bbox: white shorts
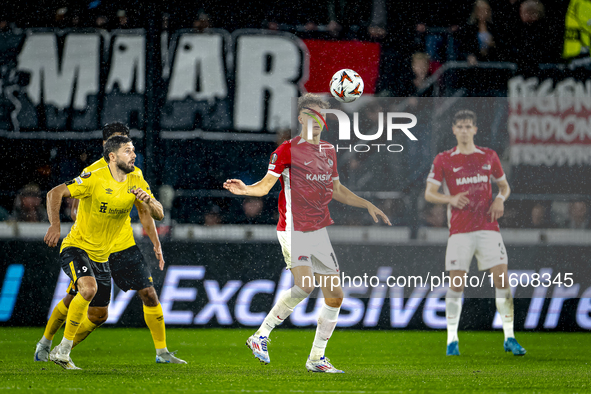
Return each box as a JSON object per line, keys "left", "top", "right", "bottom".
{"left": 277, "top": 228, "right": 340, "bottom": 276}
{"left": 445, "top": 230, "right": 508, "bottom": 273}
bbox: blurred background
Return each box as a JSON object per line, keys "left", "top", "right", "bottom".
{"left": 0, "top": 0, "right": 590, "bottom": 331}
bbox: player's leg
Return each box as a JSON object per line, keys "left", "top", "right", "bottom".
{"left": 306, "top": 272, "right": 344, "bottom": 373}
{"left": 35, "top": 292, "right": 74, "bottom": 361}
{"left": 246, "top": 231, "right": 315, "bottom": 364}
{"left": 138, "top": 286, "right": 185, "bottom": 364}
{"left": 444, "top": 233, "right": 475, "bottom": 356}
{"left": 489, "top": 263, "right": 526, "bottom": 355}
{"left": 475, "top": 231, "right": 525, "bottom": 355}
{"left": 446, "top": 270, "right": 465, "bottom": 355}
{"left": 247, "top": 265, "right": 313, "bottom": 364}
{"left": 305, "top": 228, "right": 344, "bottom": 373}
{"left": 71, "top": 261, "right": 111, "bottom": 348}
{"left": 110, "top": 246, "right": 186, "bottom": 363}
{"left": 51, "top": 275, "right": 97, "bottom": 367}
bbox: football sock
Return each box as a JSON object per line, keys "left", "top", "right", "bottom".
{"left": 72, "top": 317, "right": 98, "bottom": 347}
{"left": 144, "top": 304, "right": 167, "bottom": 350}
{"left": 63, "top": 293, "right": 90, "bottom": 341}
{"left": 445, "top": 289, "right": 463, "bottom": 344}
{"left": 495, "top": 287, "right": 515, "bottom": 340}
{"left": 43, "top": 300, "right": 69, "bottom": 341}
{"left": 310, "top": 304, "right": 340, "bottom": 361}
{"left": 255, "top": 285, "right": 309, "bottom": 337}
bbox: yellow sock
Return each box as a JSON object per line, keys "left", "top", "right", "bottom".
{"left": 43, "top": 300, "right": 69, "bottom": 341}
{"left": 73, "top": 317, "right": 98, "bottom": 347}
{"left": 144, "top": 304, "right": 166, "bottom": 349}
{"left": 63, "top": 293, "right": 90, "bottom": 341}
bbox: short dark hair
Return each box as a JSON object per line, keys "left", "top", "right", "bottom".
{"left": 102, "top": 122, "right": 130, "bottom": 141}
{"left": 103, "top": 135, "right": 132, "bottom": 163}
{"left": 297, "top": 93, "right": 330, "bottom": 115}
{"left": 453, "top": 110, "right": 477, "bottom": 126}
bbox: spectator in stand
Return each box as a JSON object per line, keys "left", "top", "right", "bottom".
{"left": 0, "top": 17, "right": 11, "bottom": 32}
{"left": 499, "top": 0, "right": 556, "bottom": 68}
{"left": 115, "top": 10, "right": 129, "bottom": 29}
{"left": 95, "top": 14, "right": 108, "bottom": 29}
{"left": 368, "top": 1, "right": 421, "bottom": 95}
{"left": 422, "top": 203, "right": 447, "bottom": 227}
{"left": 457, "top": 0, "right": 499, "bottom": 63}
{"left": 237, "top": 197, "right": 266, "bottom": 224}
{"left": 527, "top": 202, "right": 556, "bottom": 228}
{"left": 192, "top": 13, "right": 211, "bottom": 33}
{"left": 52, "top": 7, "right": 68, "bottom": 29}
{"left": 11, "top": 183, "right": 47, "bottom": 222}
{"left": 567, "top": 201, "right": 590, "bottom": 229}
{"left": 204, "top": 205, "right": 222, "bottom": 226}
{"left": 398, "top": 52, "right": 435, "bottom": 97}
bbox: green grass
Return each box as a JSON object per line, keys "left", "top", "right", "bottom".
{"left": 0, "top": 328, "right": 590, "bottom": 393}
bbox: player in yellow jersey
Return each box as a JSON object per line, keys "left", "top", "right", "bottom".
{"left": 35, "top": 124, "right": 186, "bottom": 368}
{"left": 42, "top": 135, "right": 164, "bottom": 369}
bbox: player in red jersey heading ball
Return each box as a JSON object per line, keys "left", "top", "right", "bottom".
{"left": 224, "top": 93, "right": 390, "bottom": 373}
{"left": 425, "top": 110, "right": 526, "bottom": 356}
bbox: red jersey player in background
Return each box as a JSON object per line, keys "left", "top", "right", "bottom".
{"left": 224, "top": 93, "right": 390, "bottom": 373}
{"left": 425, "top": 110, "right": 526, "bottom": 356}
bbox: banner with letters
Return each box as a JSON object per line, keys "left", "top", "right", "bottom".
{"left": 0, "top": 28, "right": 380, "bottom": 136}
{"left": 508, "top": 73, "right": 591, "bottom": 194}
{"left": 1, "top": 240, "right": 591, "bottom": 331}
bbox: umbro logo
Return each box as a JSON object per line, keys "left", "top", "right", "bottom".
{"left": 105, "top": 188, "right": 113, "bottom": 194}
{"left": 453, "top": 167, "right": 463, "bottom": 172}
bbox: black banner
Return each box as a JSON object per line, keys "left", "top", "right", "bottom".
{"left": 0, "top": 28, "right": 306, "bottom": 134}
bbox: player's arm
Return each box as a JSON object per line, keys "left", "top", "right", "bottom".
{"left": 135, "top": 200, "right": 165, "bottom": 270}
{"left": 131, "top": 188, "right": 164, "bottom": 221}
{"left": 44, "top": 184, "right": 72, "bottom": 247}
{"left": 332, "top": 179, "right": 391, "bottom": 225}
{"left": 223, "top": 173, "right": 279, "bottom": 197}
{"left": 70, "top": 198, "right": 79, "bottom": 221}
{"left": 425, "top": 182, "right": 470, "bottom": 209}
{"left": 487, "top": 178, "right": 511, "bottom": 222}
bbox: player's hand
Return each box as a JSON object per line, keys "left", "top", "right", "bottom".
{"left": 44, "top": 225, "right": 61, "bottom": 247}
{"left": 154, "top": 246, "right": 165, "bottom": 270}
{"left": 487, "top": 197, "right": 504, "bottom": 222}
{"left": 223, "top": 179, "right": 247, "bottom": 195}
{"left": 450, "top": 191, "right": 470, "bottom": 209}
{"left": 367, "top": 204, "right": 392, "bottom": 226}
{"left": 131, "top": 188, "right": 151, "bottom": 204}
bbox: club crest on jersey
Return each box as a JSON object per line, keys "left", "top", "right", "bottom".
{"left": 270, "top": 153, "right": 278, "bottom": 164}
{"left": 456, "top": 174, "right": 488, "bottom": 185}
{"left": 328, "top": 158, "right": 333, "bottom": 167}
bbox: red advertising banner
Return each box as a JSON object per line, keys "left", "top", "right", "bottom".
{"left": 302, "top": 39, "right": 381, "bottom": 94}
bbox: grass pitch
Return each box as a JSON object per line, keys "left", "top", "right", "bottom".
{"left": 0, "top": 328, "right": 589, "bottom": 393}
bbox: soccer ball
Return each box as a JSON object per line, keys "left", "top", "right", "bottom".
{"left": 329, "top": 69, "right": 364, "bottom": 103}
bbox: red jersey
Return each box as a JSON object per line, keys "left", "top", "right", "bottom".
{"left": 427, "top": 146, "right": 506, "bottom": 235}
{"left": 268, "top": 136, "right": 339, "bottom": 232}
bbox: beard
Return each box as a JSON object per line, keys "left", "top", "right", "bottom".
{"left": 116, "top": 158, "right": 134, "bottom": 174}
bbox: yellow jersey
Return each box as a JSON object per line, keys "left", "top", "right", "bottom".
{"left": 60, "top": 164, "right": 154, "bottom": 262}
{"left": 563, "top": 0, "right": 591, "bottom": 59}
{"left": 82, "top": 158, "right": 146, "bottom": 253}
